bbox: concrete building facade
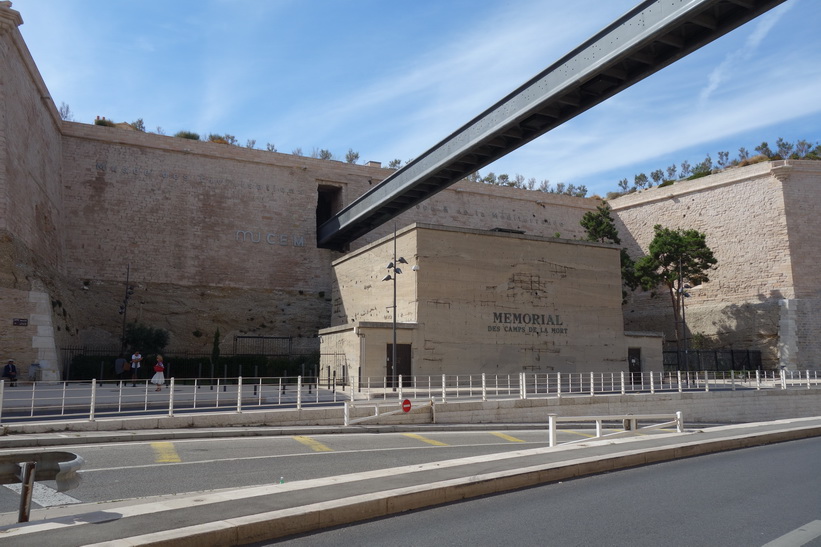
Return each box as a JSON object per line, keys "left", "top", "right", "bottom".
{"left": 319, "top": 224, "right": 662, "bottom": 385}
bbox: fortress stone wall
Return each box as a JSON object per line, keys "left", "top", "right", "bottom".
{"left": 612, "top": 160, "right": 821, "bottom": 369}
{"left": 0, "top": 2, "right": 598, "bottom": 377}
{"left": 2, "top": 2, "right": 820, "bottom": 376}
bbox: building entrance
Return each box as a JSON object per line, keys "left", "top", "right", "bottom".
{"left": 386, "top": 344, "right": 411, "bottom": 387}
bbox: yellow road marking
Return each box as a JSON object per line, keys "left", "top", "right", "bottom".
{"left": 293, "top": 436, "right": 333, "bottom": 452}
{"left": 491, "top": 432, "right": 526, "bottom": 443}
{"left": 566, "top": 430, "right": 596, "bottom": 439}
{"left": 402, "top": 433, "right": 449, "bottom": 446}
{"left": 151, "top": 442, "right": 181, "bottom": 463}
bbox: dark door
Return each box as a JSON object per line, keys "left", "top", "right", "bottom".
{"left": 387, "top": 344, "right": 412, "bottom": 387}
{"left": 628, "top": 347, "right": 642, "bottom": 382}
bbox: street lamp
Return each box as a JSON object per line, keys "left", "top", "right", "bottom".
{"left": 381, "top": 224, "right": 417, "bottom": 392}
{"left": 118, "top": 263, "right": 134, "bottom": 355}
{"left": 677, "top": 258, "right": 690, "bottom": 371}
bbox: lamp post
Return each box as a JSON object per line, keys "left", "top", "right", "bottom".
{"left": 118, "top": 263, "right": 134, "bottom": 355}
{"left": 382, "top": 224, "right": 407, "bottom": 392}
{"left": 677, "top": 258, "right": 691, "bottom": 371}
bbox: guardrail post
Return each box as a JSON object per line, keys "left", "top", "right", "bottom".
{"left": 236, "top": 376, "right": 243, "bottom": 413}
{"left": 89, "top": 379, "right": 97, "bottom": 422}
{"left": 17, "top": 461, "right": 36, "bottom": 523}
{"left": 620, "top": 371, "right": 625, "bottom": 395}
{"left": 677, "top": 370, "right": 682, "bottom": 393}
{"left": 548, "top": 414, "right": 557, "bottom": 447}
{"left": 481, "top": 373, "right": 487, "bottom": 402}
{"left": 297, "top": 376, "right": 303, "bottom": 409}
{"left": 676, "top": 411, "right": 684, "bottom": 433}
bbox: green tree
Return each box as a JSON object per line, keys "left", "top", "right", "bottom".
{"left": 124, "top": 323, "right": 169, "bottom": 356}
{"left": 345, "top": 148, "right": 360, "bottom": 164}
{"left": 174, "top": 130, "right": 200, "bottom": 140}
{"left": 581, "top": 203, "right": 620, "bottom": 244}
{"left": 635, "top": 225, "right": 717, "bottom": 353}
{"left": 580, "top": 203, "right": 639, "bottom": 301}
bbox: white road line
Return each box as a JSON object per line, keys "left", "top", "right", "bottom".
{"left": 4, "top": 483, "right": 81, "bottom": 507}
{"left": 762, "top": 520, "right": 821, "bottom": 547}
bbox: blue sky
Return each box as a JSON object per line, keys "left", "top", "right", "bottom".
{"left": 11, "top": 0, "right": 821, "bottom": 197}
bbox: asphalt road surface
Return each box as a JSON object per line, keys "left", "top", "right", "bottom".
{"left": 271, "top": 436, "right": 821, "bottom": 547}
{"left": 0, "top": 428, "right": 623, "bottom": 515}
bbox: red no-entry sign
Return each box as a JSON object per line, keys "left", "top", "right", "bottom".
{"left": 402, "top": 399, "right": 412, "bottom": 412}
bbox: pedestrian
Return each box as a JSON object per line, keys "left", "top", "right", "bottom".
{"left": 151, "top": 355, "right": 165, "bottom": 391}
{"left": 130, "top": 350, "right": 142, "bottom": 387}
{"left": 114, "top": 354, "right": 128, "bottom": 381}
{"left": 2, "top": 359, "right": 17, "bottom": 387}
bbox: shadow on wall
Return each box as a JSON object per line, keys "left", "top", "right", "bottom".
{"left": 708, "top": 290, "right": 783, "bottom": 367}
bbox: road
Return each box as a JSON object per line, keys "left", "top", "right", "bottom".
{"left": 0, "top": 427, "right": 625, "bottom": 515}
{"left": 273, "top": 436, "right": 821, "bottom": 547}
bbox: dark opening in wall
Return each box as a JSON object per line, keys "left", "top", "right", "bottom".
{"left": 316, "top": 184, "right": 343, "bottom": 244}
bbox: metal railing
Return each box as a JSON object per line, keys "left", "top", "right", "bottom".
{"left": 547, "top": 411, "right": 684, "bottom": 447}
{"left": 0, "top": 369, "right": 817, "bottom": 425}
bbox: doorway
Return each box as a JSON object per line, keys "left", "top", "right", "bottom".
{"left": 628, "top": 347, "right": 642, "bottom": 383}
{"left": 386, "top": 344, "right": 412, "bottom": 387}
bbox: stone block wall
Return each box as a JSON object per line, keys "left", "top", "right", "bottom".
{"left": 610, "top": 161, "right": 814, "bottom": 368}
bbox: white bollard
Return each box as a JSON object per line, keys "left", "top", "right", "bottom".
{"left": 548, "top": 414, "right": 557, "bottom": 447}
{"left": 620, "top": 371, "right": 625, "bottom": 395}
{"left": 481, "top": 373, "right": 487, "bottom": 402}
{"left": 166, "top": 377, "right": 175, "bottom": 416}
{"left": 236, "top": 376, "right": 243, "bottom": 413}
{"left": 676, "top": 410, "right": 684, "bottom": 433}
{"left": 677, "top": 370, "right": 682, "bottom": 393}
{"left": 442, "top": 374, "right": 447, "bottom": 403}
{"left": 89, "top": 379, "right": 97, "bottom": 422}
{"left": 557, "top": 372, "right": 562, "bottom": 398}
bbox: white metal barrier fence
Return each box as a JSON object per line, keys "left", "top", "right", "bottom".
{"left": 0, "top": 369, "right": 816, "bottom": 424}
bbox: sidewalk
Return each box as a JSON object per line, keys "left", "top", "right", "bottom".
{"left": 0, "top": 417, "right": 819, "bottom": 546}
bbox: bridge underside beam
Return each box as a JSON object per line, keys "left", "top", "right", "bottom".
{"left": 317, "top": 0, "right": 786, "bottom": 250}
